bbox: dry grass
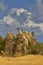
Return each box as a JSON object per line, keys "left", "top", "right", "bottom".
{"left": 0, "top": 55, "right": 43, "bottom": 65}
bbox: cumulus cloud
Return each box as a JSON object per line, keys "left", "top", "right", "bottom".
{"left": 24, "top": 21, "right": 43, "bottom": 31}
{"left": 10, "top": 8, "right": 32, "bottom": 16}
{"left": 0, "top": 8, "right": 43, "bottom": 40}
{"left": 3, "top": 16, "right": 15, "bottom": 25}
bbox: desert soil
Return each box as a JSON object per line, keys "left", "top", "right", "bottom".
{"left": 0, "top": 55, "right": 43, "bottom": 65}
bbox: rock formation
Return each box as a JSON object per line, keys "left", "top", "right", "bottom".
{"left": 15, "top": 29, "right": 28, "bottom": 56}
{"left": 5, "top": 29, "right": 36, "bottom": 56}
{"left": 5, "top": 32, "right": 16, "bottom": 56}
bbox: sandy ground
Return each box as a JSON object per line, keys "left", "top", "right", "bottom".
{"left": 0, "top": 55, "right": 43, "bottom": 65}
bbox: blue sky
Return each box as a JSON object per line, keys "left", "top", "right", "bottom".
{"left": 0, "top": 0, "right": 43, "bottom": 42}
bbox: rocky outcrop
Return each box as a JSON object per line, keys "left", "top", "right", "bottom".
{"left": 24, "top": 32, "right": 36, "bottom": 45}
{"left": 5, "top": 32, "right": 16, "bottom": 56}
{"left": 15, "top": 29, "right": 28, "bottom": 56}
{"left": 5, "top": 29, "right": 36, "bottom": 56}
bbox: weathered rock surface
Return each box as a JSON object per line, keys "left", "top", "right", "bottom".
{"left": 5, "top": 32, "right": 16, "bottom": 56}
{"left": 5, "top": 29, "right": 36, "bottom": 56}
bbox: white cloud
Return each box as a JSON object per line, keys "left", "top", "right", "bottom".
{"left": 9, "top": 8, "right": 32, "bottom": 16}
{"left": 3, "top": 16, "right": 15, "bottom": 25}
{"left": 10, "top": 8, "right": 25, "bottom": 16}
{"left": 0, "top": 8, "right": 43, "bottom": 38}
{"left": 38, "top": 23, "right": 43, "bottom": 31}
{"left": 24, "top": 21, "right": 43, "bottom": 31}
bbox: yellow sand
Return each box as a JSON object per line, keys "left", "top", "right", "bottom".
{"left": 0, "top": 55, "right": 43, "bottom": 65}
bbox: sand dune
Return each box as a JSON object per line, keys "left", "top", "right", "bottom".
{"left": 0, "top": 55, "right": 43, "bottom": 65}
